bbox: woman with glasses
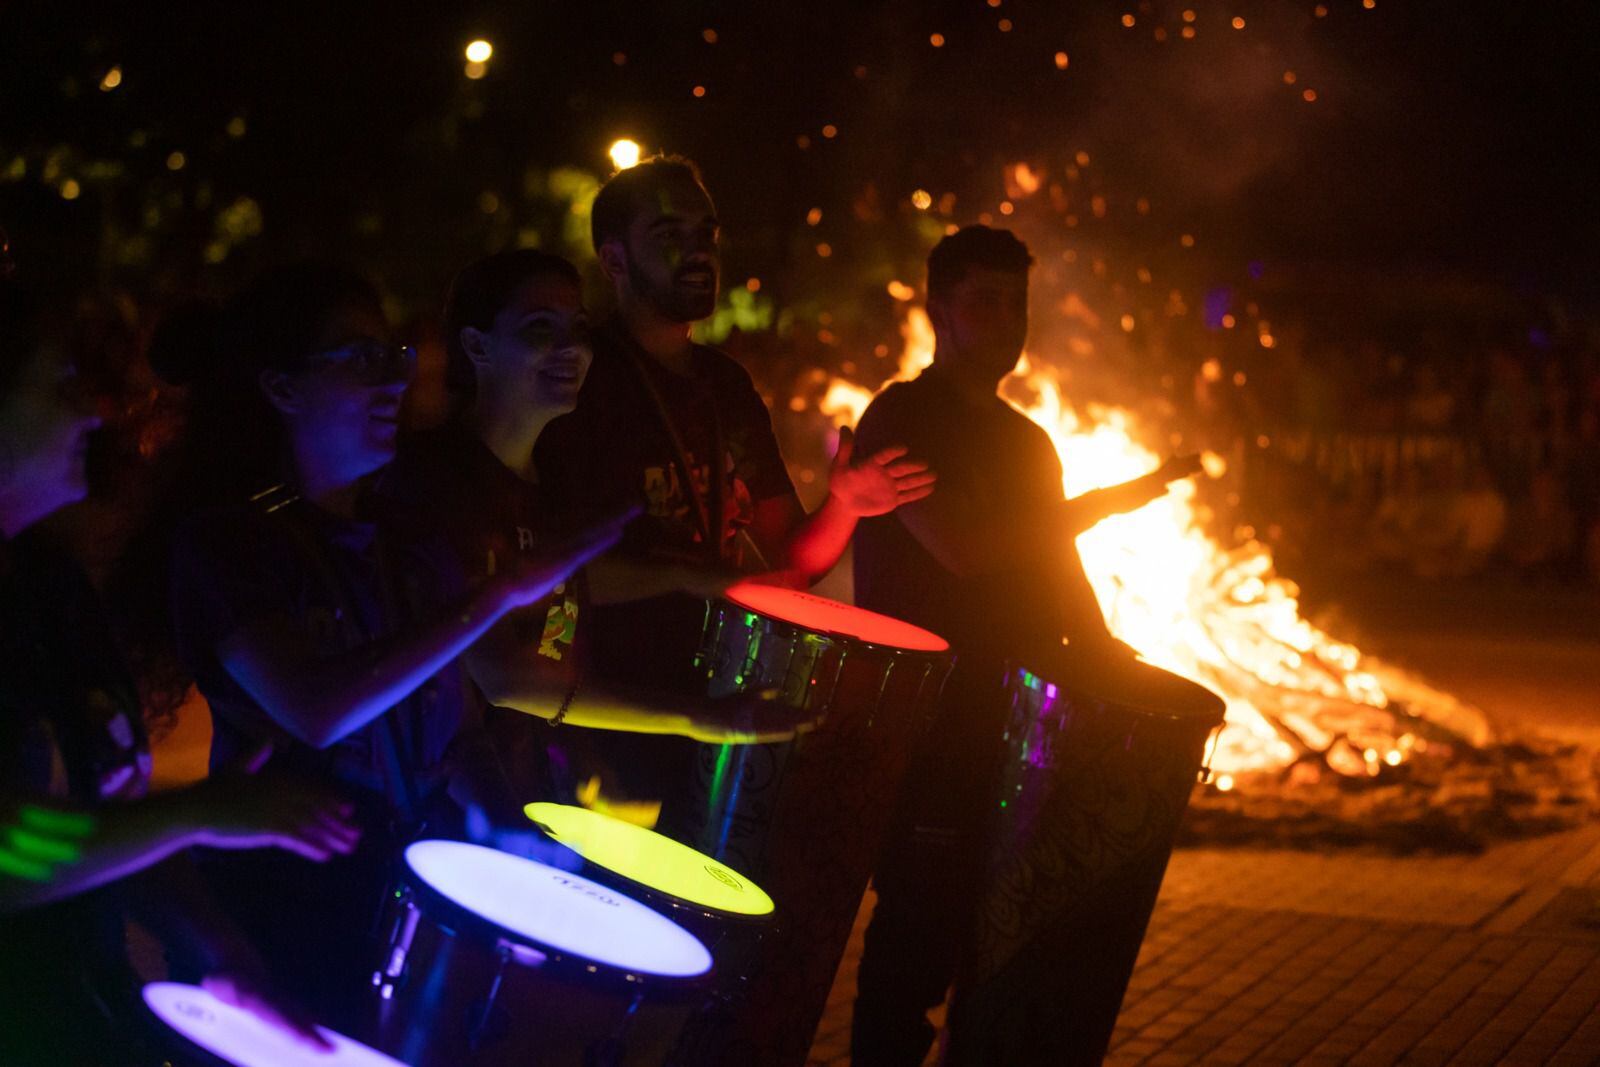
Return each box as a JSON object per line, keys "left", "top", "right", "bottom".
{"left": 167, "top": 263, "right": 620, "bottom": 1027}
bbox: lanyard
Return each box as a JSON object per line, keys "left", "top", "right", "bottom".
{"left": 620, "top": 338, "right": 728, "bottom": 565}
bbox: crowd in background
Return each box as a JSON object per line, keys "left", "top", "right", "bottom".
{"left": 1210, "top": 333, "right": 1600, "bottom": 586}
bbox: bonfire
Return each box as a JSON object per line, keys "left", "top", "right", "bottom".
{"left": 816, "top": 309, "right": 1597, "bottom": 850}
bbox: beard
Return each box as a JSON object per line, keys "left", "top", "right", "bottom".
{"left": 627, "top": 254, "right": 718, "bottom": 324}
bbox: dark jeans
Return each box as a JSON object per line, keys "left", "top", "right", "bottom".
{"left": 852, "top": 662, "right": 1007, "bottom": 1067}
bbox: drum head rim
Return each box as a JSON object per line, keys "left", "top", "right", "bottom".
{"left": 400, "top": 840, "right": 716, "bottom": 988}
{"left": 1008, "top": 657, "right": 1226, "bottom": 725}
{"left": 523, "top": 803, "right": 777, "bottom": 921}
{"left": 722, "top": 582, "right": 951, "bottom": 653}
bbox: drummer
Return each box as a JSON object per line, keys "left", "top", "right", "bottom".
{"left": 0, "top": 277, "right": 362, "bottom": 1064}
{"left": 166, "top": 263, "right": 621, "bottom": 1026}
{"left": 532, "top": 155, "right": 934, "bottom": 809}
{"left": 379, "top": 249, "right": 819, "bottom": 789}
{"left": 848, "top": 225, "right": 1201, "bottom": 1065}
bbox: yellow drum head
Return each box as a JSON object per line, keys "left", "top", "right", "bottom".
{"left": 524, "top": 802, "right": 776, "bottom": 917}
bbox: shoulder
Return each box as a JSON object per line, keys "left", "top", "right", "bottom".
{"left": 698, "top": 344, "right": 761, "bottom": 395}
{"left": 858, "top": 376, "right": 940, "bottom": 441}
{"left": 381, "top": 426, "right": 467, "bottom": 502}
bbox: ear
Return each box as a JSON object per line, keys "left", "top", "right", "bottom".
{"left": 458, "top": 326, "right": 492, "bottom": 372}
{"left": 596, "top": 239, "right": 629, "bottom": 287}
{"left": 258, "top": 368, "right": 305, "bottom": 415}
{"left": 925, "top": 294, "right": 951, "bottom": 338}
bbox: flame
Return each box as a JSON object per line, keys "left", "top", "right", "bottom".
{"left": 824, "top": 312, "right": 1491, "bottom": 778}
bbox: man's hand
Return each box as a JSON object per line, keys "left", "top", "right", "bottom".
{"left": 1155, "top": 453, "right": 1204, "bottom": 484}
{"left": 826, "top": 427, "right": 937, "bottom": 518}
{"left": 202, "top": 969, "right": 331, "bottom": 1051}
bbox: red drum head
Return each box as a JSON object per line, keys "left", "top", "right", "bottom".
{"left": 724, "top": 582, "right": 949, "bottom": 652}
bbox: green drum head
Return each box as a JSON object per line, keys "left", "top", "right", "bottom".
{"left": 524, "top": 802, "right": 776, "bottom": 918}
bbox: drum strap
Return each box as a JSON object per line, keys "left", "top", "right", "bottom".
{"left": 621, "top": 339, "right": 727, "bottom": 565}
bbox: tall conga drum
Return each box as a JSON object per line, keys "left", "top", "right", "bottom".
{"left": 661, "top": 582, "right": 954, "bottom": 1067}
{"left": 948, "top": 650, "right": 1225, "bottom": 1066}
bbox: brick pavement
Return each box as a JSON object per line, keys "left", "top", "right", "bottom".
{"left": 808, "top": 821, "right": 1600, "bottom": 1065}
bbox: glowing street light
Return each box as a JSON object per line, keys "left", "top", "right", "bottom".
{"left": 609, "top": 138, "right": 642, "bottom": 171}
{"left": 465, "top": 39, "right": 493, "bottom": 63}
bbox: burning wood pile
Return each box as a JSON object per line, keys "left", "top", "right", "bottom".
{"left": 802, "top": 309, "right": 1599, "bottom": 852}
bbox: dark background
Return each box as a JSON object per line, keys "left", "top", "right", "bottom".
{"left": 4, "top": 1, "right": 1597, "bottom": 312}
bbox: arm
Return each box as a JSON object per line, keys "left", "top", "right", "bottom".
{"left": 0, "top": 764, "right": 358, "bottom": 914}
{"left": 582, "top": 553, "right": 736, "bottom": 606}
{"left": 754, "top": 427, "right": 937, "bottom": 582}
{"left": 215, "top": 526, "right": 621, "bottom": 750}
{"left": 895, "top": 454, "right": 1203, "bottom": 578}
{"left": 1, "top": 793, "right": 196, "bottom": 912}
{"left": 1060, "top": 454, "right": 1204, "bottom": 534}
{"left": 465, "top": 637, "right": 814, "bottom": 743}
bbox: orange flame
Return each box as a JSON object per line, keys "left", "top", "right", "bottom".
{"left": 823, "top": 311, "right": 1491, "bottom": 777}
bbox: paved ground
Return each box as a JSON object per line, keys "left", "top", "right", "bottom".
{"left": 806, "top": 574, "right": 1600, "bottom": 1065}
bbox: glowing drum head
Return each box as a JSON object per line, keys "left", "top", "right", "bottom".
{"left": 403, "top": 839, "right": 712, "bottom": 978}
{"left": 724, "top": 582, "right": 948, "bottom": 652}
{"left": 525, "top": 802, "right": 776, "bottom": 918}
{"left": 144, "top": 982, "right": 403, "bottom": 1067}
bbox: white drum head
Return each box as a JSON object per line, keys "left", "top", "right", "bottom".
{"left": 404, "top": 839, "right": 713, "bottom": 978}
{"left": 144, "top": 982, "right": 403, "bottom": 1067}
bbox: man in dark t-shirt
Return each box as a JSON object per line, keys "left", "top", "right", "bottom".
{"left": 535, "top": 156, "right": 933, "bottom": 809}
{"left": 850, "top": 226, "right": 1200, "bottom": 1065}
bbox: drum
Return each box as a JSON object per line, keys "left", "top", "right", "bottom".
{"left": 948, "top": 652, "right": 1226, "bottom": 1067}
{"left": 659, "top": 582, "right": 954, "bottom": 1067}
{"left": 369, "top": 839, "right": 713, "bottom": 1067}
{"left": 143, "top": 981, "right": 403, "bottom": 1067}
{"left": 523, "top": 801, "right": 775, "bottom": 930}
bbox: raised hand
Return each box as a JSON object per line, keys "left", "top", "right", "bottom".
{"left": 1156, "top": 452, "right": 1205, "bottom": 483}
{"left": 826, "top": 426, "right": 937, "bottom": 518}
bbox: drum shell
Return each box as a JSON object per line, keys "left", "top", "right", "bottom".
{"left": 661, "top": 598, "right": 953, "bottom": 1067}
{"left": 368, "top": 878, "right": 708, "bottom": 1067}
{"left": 949, "top": 656, "right": 1224, "bottom": 1067}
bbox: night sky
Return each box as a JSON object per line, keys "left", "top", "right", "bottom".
{"left": 3, "top": 1, "right": 1598, "bottom": 310}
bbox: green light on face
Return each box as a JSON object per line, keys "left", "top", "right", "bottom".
{"left": 18, "top": 805, "right": 96, "bottom": 838}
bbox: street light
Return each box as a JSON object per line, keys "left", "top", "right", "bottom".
{"left": 465, "top": 39, "right": 493, "bottom": 63}
{"left": 609, "top": 139, "right": 642, "bottom": 171}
